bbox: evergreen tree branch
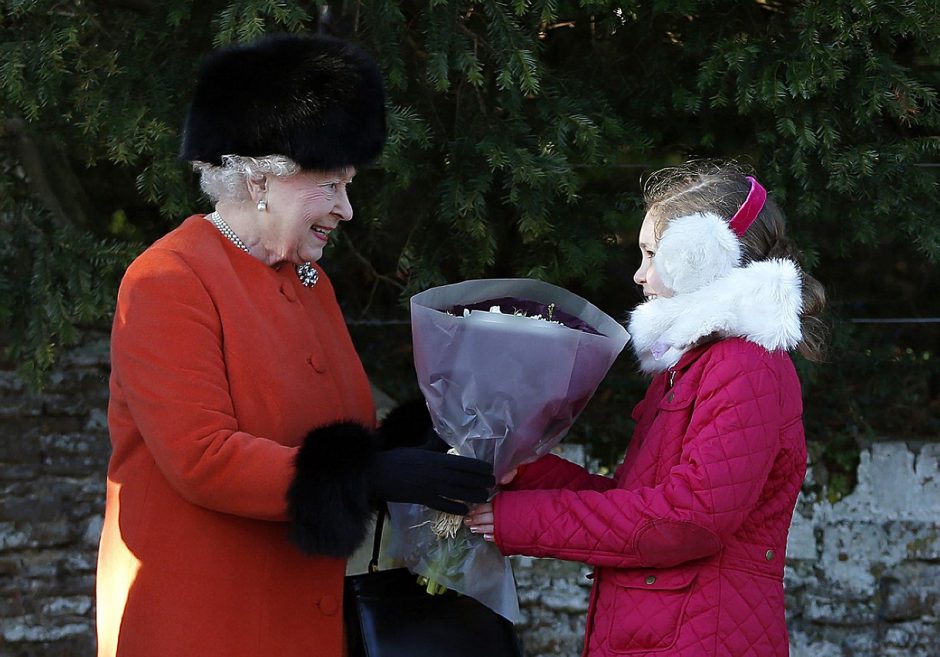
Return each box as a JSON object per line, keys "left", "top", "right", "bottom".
{"left": 90, "top": 0, "right": 157, "bottom": 12}
{"left": 340, "top": 232, "right": 406, "bottom": 292}
{"left": 4, "top": 117, "right": 88, "bottom": 228}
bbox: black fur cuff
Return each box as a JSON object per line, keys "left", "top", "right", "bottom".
{"left": 376, "top": 398, "right": 434, "bottom": 450}
{"left": 287, "top": 422, "right": 376, "bottom": 557}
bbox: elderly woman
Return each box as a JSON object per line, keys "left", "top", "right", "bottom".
{"left": 95, "top": 33, "right": 493, "bottom": 657}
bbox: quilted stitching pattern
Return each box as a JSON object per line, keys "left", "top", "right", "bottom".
{"left": 508, "top": 453, "right": 618, "bottom": 493}
{"left": 494, "top": 338, "right": 807, "bottom": 657}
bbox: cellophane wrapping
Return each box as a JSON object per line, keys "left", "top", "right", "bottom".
{"left": 385, "top": 278, "right": 629, "bottom": 621}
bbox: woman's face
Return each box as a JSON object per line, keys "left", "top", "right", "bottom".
{"left": 633, "top": 211, "right": 674, "bottom": 300}
{"left": 262, "top": 167, "right": 355, "bottom": 265}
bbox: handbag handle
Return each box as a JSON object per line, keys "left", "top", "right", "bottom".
{"left": 369, "top": 506, "right": 387, "bottom": 573}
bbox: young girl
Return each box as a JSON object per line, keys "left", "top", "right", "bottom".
{"left": 466, "top": 162, "right": 826, "bottom": 657}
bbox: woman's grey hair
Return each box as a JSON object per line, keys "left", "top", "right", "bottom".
{"left": 192, "top": 154, "right": 301, "bottom": 204}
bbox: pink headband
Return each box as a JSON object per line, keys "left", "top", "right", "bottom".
{"left": 728, "top": 176, "right": 767, "bottom": 237}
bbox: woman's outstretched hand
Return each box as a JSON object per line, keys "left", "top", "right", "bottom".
{"left": 368, "top": 449, "right": 494, "bottom": 515}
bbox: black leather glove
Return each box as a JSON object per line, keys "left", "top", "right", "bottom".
{"left": 367, "top": 448, "right": 495, "bottom": 515}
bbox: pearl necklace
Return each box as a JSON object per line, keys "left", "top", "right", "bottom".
{"left": 207, "top": 212, "right": 318, "bottom": 287}
{"left": 208, "top": 212, "right": 250, "bottom": 253}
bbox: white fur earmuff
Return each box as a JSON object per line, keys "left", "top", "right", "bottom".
{"left": 655, "top": 212, "right": 741, "bottom": 295}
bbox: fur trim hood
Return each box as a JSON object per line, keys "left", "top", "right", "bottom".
{"left": 628, "top": 258, "right": 803, "bottom": 373}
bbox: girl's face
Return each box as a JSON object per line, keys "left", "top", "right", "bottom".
{"left": 633, "top": 211, "right": 674, "bottom": 300}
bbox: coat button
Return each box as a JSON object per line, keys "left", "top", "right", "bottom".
{"left": 667, "top": 392, "right": 675, "bottom": 403}
{"left": 317, "top": 594, "right": 338, "bottom": 616}
{"left": 306, "top": 354, "right": 326, "bottom": 373}
{"left": 645, "top": 576, "right": 656, "bottom": 585}
{"left": 765, "top": 549, "right": 775, "bottom": 561}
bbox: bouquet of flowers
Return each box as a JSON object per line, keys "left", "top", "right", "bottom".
{"left": 385, "top": 278, "right": 629, "bottom": 621}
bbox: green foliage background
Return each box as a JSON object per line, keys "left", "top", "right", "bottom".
{"left": 2, "top": 0, "right": 938, "bottom": 495}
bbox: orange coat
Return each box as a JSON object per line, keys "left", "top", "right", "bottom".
{"left": 97, "top": 215, "right": 375, "bottom": 657}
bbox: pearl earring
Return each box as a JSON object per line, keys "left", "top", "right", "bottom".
{"left": 257, "top": 197, "right": 267, "bottom": 212}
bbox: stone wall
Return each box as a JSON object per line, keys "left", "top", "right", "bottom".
{"left": 1, "top": 337, "right": 938, "bottom": 656}
{"left": 785, "top": 442, "right": 940, "bottom": 657}
{"left": 1, "top": 333, "right": 111, "bottom": 657}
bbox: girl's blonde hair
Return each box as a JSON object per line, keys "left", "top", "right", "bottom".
{"left": 643, "top": 161, "right": 828, "bottom": 362}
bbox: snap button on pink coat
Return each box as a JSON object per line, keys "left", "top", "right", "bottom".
{"left": 494, "top": 338, "right": 806, "bottom": 657}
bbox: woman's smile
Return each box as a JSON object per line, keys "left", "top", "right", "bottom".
{"left": 311, "top": 225, "right": 332, "bottom": 242}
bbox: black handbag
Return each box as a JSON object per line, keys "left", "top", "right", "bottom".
{"left": 344, "top": 509, "right": 525, "bottom": 657}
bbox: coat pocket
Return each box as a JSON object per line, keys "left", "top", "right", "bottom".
{"left": 606, "top": 567, "right": 698, "bottom": 654}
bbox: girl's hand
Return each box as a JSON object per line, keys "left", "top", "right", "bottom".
{"left": 462, "top": 468, "right": 517, "bottom": 542}
{"left": 464, "top": 503, "right": 495, "bottom": 542}
{"left": 498, "top": 467, "right": 518, "bottom": 486}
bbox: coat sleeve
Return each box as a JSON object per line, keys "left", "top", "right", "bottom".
{"left": 493, "top": 353, "right": 784, "bottom": 568}
{"left": 504, "top": 454, "right": 617, "bottom": 493}
{"left": 111, "top": 249, "right": 299, "bottom": 521}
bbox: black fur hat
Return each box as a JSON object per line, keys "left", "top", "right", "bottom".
{"left": 180, "top": 33, "right": 386, "bottom": 170}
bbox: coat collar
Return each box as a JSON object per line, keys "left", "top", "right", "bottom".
{"left": 627, "top": 258, "right": 803, "bottom": 373}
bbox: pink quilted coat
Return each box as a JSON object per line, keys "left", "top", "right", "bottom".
{"left": 493, "top": 260, "right": 807, "bottom": 657}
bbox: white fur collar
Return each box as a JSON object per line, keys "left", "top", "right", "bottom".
{"left": 627, "top": 259, "right": 803, "bottom": 373}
